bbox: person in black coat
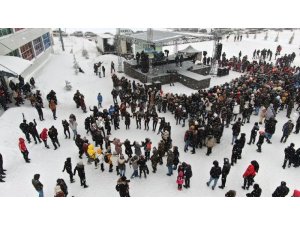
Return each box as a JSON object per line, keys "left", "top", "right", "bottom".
{"left": 73, "top": 161, "right": 88, "bottom": 188}
{"left": 28, "top": 119, "right": 42, "bottom": 144}
{"left": 247, "top": 122, "right": 259, "bottom": 145}
{"left": 137, "top": 155, "right": 148, "bottom": 178}
{"left": 48, "top": 126, "right": 60, "bottom": 150}
{"left": 0, "top": 153, "right": 6, "bottom": 182}
{"left": 256, "top": 131, "right": 265, "bottom": 153}
{"left": 206, "top": 160, "right": 222, "bottom": 190}
{"left": 124, "top": 111, "right": 131, "bottom": 130}
{"left": 246, "top": 183, "right": 262, "bottom": 197}
{"left": 124, "top": 139, "right": 133, "bottom": 158}
{"left": 272, "top": 181, "right": 289, "bottom": 197}
{"left": 237, "top": 133, "right": 246, "bottom": 159}
{"left": 57, "top": 178, "right": 68, "bottom": 197}
{"left": 282, "top": 143, "right": 295, "bottom": 169}
{"left": 75, "top": 134, "right": 84, "bottom": 159}
{"left": 35, "top": 102, "right": 44, "bottom": 121}
{"left": 116, "top": 176, "right": 130, "bottom": 197}
{"left": 264, "top": 118, "right": 277, "bottom": 143}
{"left": 183, "top": 163, "right": 192, "bottom": 188}
{"left": 172, "top": 146, "right": 180, "bottom": 170}
{"left": 231, "top": 118, "right": 241, "bottom": 145}
{"left": 62, "top": 157, "right": 75, "bottom": 183}
{"left": 294, "top": 114, "right": 300, "bottom": 134}
{"left": 19, "top": 120, "right": 31, "bottom": 143}
{"left": 62, "top": 120, "right": 71, "bottom": 139}
{"left": 231, "top": 139, "right": 240, "bottom": 166}
{"left": 93, "top": 130, "right": 104, "bottom": 149}
{"left": 219, "top": 158, "right": 231, "bottom": 189}
{"left": 102, "top": 66, "right": 105, "bottom": 77}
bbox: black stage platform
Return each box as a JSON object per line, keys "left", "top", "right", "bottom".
{"left": 124, "top": 59, "right": 212, "bottom": 90}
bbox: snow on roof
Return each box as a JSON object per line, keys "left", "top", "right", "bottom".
{"left": 0, "top": 55, "right": 32, "bottom": 76}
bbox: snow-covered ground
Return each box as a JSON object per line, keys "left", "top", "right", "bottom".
{"left": 1, "top": 30, "right": 300, "bottom": 197}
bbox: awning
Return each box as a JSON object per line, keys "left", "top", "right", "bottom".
{"left": 0, "top": 55, "right": 32, "bottom": 77}
{"left": 178, "top": 45, "right": 201, "bottom": 54}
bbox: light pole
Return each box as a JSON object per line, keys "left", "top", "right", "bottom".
{"left": 58, "top": 28, "right": 65, "bottom": 51}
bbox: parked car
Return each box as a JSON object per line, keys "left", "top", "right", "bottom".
{"left": 52, "top": 30, "right": 68, "bottom": 37}
{"left": 84, "top": 31, "right": 97, "bottom": 37}
{"left": 70, "top": 31, "right": 84, "bottom": 37}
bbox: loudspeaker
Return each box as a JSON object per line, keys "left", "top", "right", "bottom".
{"left": 215, "top": 43, "right": 222, "bottom": 60}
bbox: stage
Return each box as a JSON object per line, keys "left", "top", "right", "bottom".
{"left": 123, "top": 59, "right": 212, "bottom": 90}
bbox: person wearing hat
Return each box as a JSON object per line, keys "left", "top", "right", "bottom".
{"left": 282, "top": 143, "right": 295, "bottom": 169}
{"left": 219, "top": 158, "right": 231, "bottom": 189}
{"left": 272, "top": 181, "right": 290, "bottom": 197}
{"left": 206, "top": 160, "right": 222, "bottom": 190}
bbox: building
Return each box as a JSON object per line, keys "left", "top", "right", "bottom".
{"left": 96, "top": 33, "right": 116, "bottom": 54}
{"left": 0, "top": 28, "right": 53, "bottom": 83}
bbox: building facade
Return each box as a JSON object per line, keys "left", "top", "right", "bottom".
{"left": 0, "top": 28, "right": 53, "bottom": 80}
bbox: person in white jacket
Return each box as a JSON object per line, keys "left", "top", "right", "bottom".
{"left": 69, "top": 118, "right": 78, "bottom": 140}
{"left": 232, "top": 102, "right": 240, "bottom": 121}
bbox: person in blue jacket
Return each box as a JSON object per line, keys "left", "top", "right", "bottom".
{"left": 97, "top": 93, "right": 103, "bottom": 108}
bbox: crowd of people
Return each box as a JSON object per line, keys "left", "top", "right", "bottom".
{"left": 1, "top": 42, "right": 300, "bottom": 197}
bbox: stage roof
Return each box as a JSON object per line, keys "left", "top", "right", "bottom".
{"left": 122, "top": 30, "right": 214, "bottom": 47}
{"left": 128, "top": 30, "right": 183, "bottom": 43}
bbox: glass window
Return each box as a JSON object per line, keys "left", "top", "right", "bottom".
{"left": 42, "top": 32, "right": 51, "bottom": 49}
{"left": 20, "top": 42, "right": 35, "bottom": 60}
{"left": 6, "top": 49, "right": 20, "bottom": 57}
{"left": 0, "top": 28, "right": 13, "bottom": 37}
{"left": 33, "top": 37, "right": 44, "bottom": 56}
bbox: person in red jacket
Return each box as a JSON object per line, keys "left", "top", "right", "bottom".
{"left": 292, "top": 189, "right": 300, "bottom": 197}
{"left": 19, "top": 138, "right": 30, "bottom": 163}
{"left": 40, "top": 128, "right": 50, "bottom": 149}
{"left": 242, "top": 160, "right": 259, "bottom": 190}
